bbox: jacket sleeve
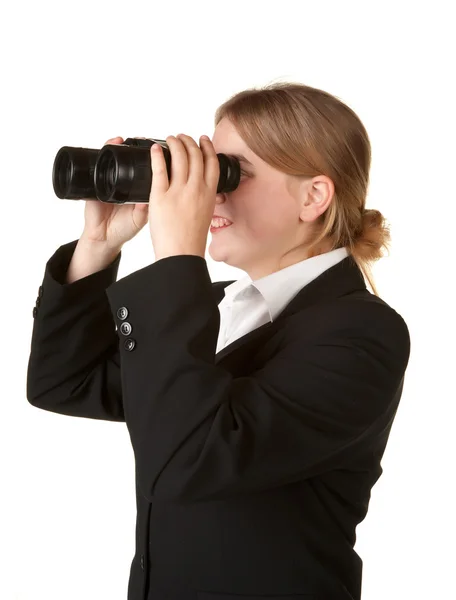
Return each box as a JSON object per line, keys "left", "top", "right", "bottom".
{"left": 26, "top": 239, "right": 125, "bottom": 422}
{"left": 105, "top": 254, "right": 411, "bottom": 503}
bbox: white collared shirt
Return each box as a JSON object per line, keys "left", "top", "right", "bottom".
{"left": 216, "top": 247, "right": 350, "bottom": 354}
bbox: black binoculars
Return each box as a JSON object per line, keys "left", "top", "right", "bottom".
{"left": 52, "top": 137, "right": 241, "bottom": 204}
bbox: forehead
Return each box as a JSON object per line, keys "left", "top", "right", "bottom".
{"left": 211, "top": 118, "right": 251, "bottom": 163}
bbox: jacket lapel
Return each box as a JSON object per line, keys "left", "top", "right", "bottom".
{"left": 213, "top": 254, "right": 367, "bottom": 366}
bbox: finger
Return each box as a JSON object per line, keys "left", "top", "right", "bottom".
{"left": 200, "top": 135, "right": 219, "bottom": 191}
{"left": 177, "top": 134, "right": 204, "bottom": 187}
{"left": 104, "top": 136, "right": 124, "bottom": 145}
{"left": 167, "top": 135, "right": 189, "bottom": 186}
{"left": 150, "top": 142, "right": 170, "bottom": 197}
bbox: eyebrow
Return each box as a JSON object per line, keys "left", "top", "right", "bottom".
{"left": 231, "top": 154, "right": 254, "bottom": 167}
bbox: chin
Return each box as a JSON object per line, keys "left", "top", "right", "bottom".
{"left": 208, "top": 246, "right": 224, "bottom": 262}
{"left": 208, "top": 240, "right": 236, "bottom": 264}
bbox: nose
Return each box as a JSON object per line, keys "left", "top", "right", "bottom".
{"left": 215, "top": 193, "right": 225, "bottom": 204}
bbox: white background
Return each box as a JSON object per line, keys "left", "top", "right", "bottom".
{"left": 1, "top": 1, "right": 454, "bottom": 599}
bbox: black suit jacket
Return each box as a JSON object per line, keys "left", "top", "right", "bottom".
{"left": 27, "top": 239, "right": 411, "bottom": 600}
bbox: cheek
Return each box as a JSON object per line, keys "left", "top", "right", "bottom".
{"left": 247, "top": 213, "right": 282, "bottom": 240}
{"left": 241, "top": 184, "right": 295, "bottom": 239}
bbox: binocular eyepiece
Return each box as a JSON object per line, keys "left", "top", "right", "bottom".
{"left": 52, "top": 137, "right": 241, "bottom": 204}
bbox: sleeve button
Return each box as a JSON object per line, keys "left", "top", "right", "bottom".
{"left": 119, "top": 322, "right": 132, "bottom": 335}
{"left": 33, "top": 307, "right": 38, "bottom": 318}
{"left": 117, "top": 307, "right": 128, "bottom": 320}
{"left": 124, "top": 339, "right": 136, "bottom": 352}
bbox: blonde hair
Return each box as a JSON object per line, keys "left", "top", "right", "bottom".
{"left": 214, "top": 81, "right": 391, "bottom": 296}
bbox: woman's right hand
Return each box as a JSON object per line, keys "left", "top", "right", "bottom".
{"left": 80, "top": 136, "right": 149, "bottom": 250}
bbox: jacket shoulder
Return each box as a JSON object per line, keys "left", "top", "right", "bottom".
{"left": 340, "top": 289, "right": 410, "bottom": 343}
{"left": 286, "top": 289, "right": 411, "bottom": 382}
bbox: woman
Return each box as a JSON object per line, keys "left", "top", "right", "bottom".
{"left": 27, "top": 82, "right": 411, "bottom": 600}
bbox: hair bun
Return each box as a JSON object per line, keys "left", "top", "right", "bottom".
{"left": 356, "top": 209, "right": 391, "bottom": 262}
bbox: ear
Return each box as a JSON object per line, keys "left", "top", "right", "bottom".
{"left": 299, "top": 175, "right": 334, "bottom": 222}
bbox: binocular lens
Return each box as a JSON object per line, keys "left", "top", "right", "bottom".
{"left": 95, "top": 147, "right": 139, "bottom": 203}
{"left": 58, "top": 153, "right": 72, "bottom": 195}
{"left": 52, "top": 147, "right": 100, "bottom": 200}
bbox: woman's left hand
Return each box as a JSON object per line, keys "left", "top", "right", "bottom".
{"left": 148, "top": 134, "right": 220, "bottom": 260}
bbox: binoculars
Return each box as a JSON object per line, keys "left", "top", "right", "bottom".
{"left": 52, "top": 137, "right": 241, "bottom": 204}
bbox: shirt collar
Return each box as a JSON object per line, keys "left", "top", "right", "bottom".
{"left": 221, "top": 247, "right": 350, "bottom": 321}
